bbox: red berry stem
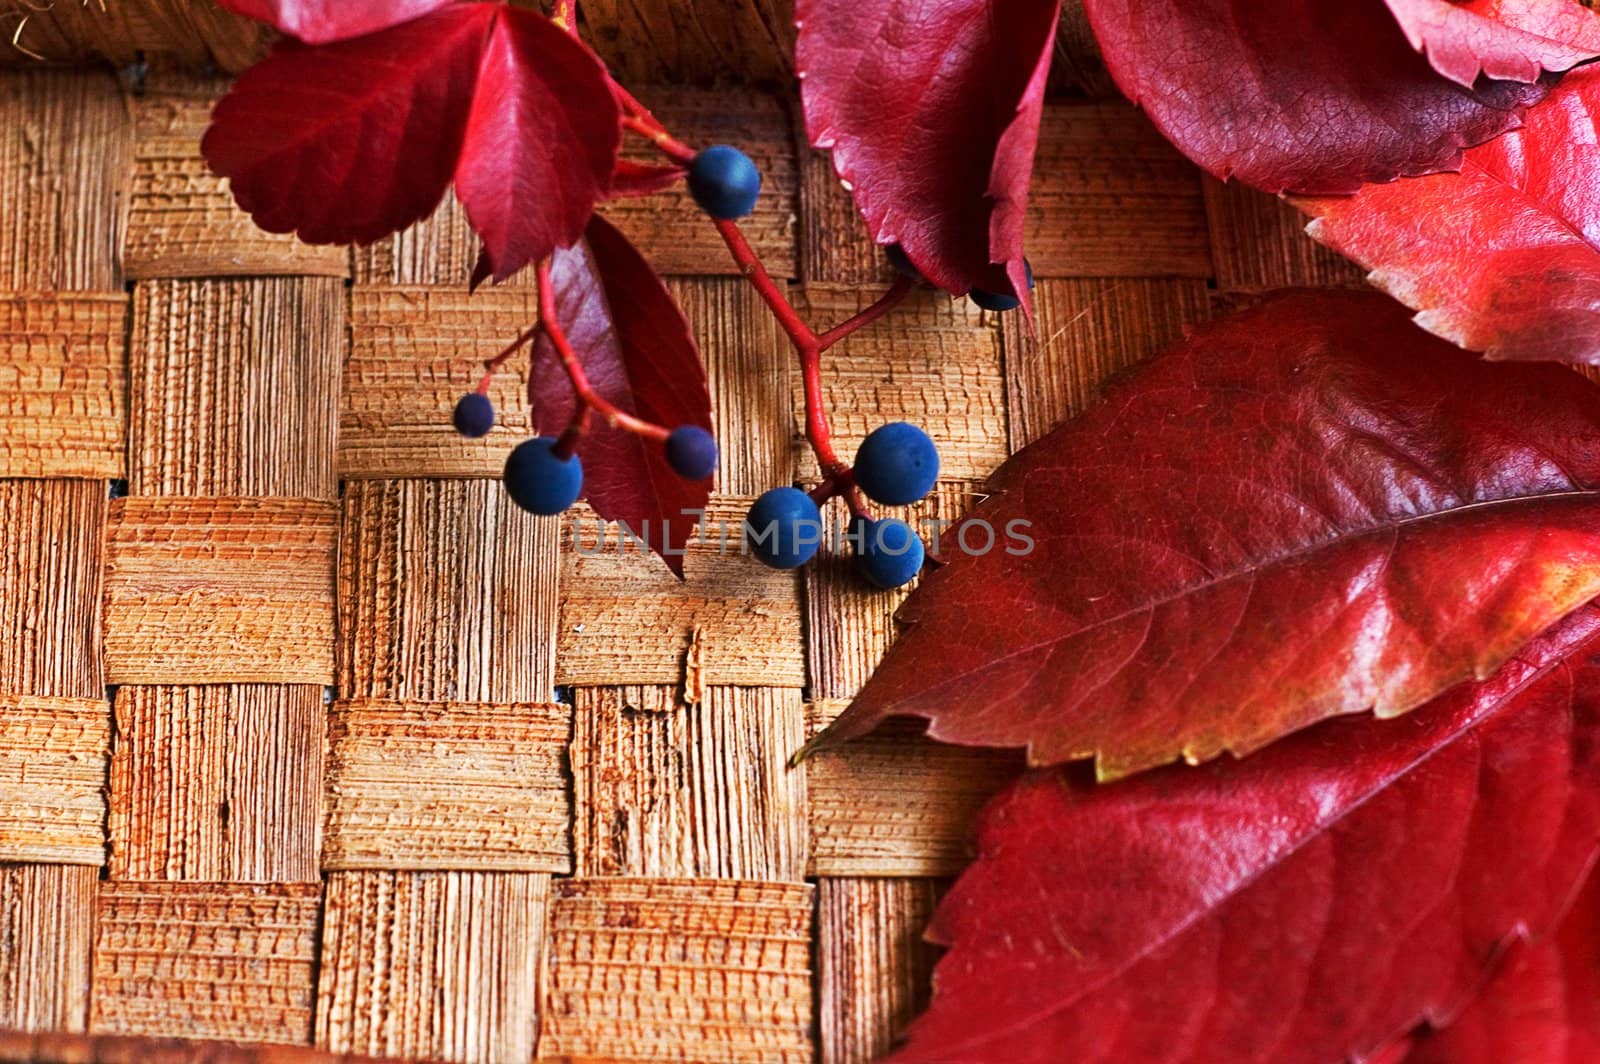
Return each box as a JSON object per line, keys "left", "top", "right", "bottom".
{"left": 613, "top": 84, "right": 699, "bottom": 165}
{"left": 817, "top": 275, "right": 914, "bottom": 350}
{"left": 711, "top": 218, "right": 855, "bottom": 501}
{"left": 552, "top": 406, "right": 590, "bottom": 461}
{"left": 477, "top": 320, "right": 544, "bottom": 394}
{"left": 808, "top": 468, "right": 870, "bottom": 518}
{"left": 535, "top": 259, "right": 672, "bottom": 449}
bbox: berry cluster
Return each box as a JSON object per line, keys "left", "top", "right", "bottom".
{"left": 744, "top": 421, "right": 937, "bottom": 589}
{"left": 452, "top": 138, "right": 1027, "bottom": 591}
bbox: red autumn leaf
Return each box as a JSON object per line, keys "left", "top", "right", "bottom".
{"left": 795, "top": 0, "right": 1059, "bottom": 302}
{"left": 608, "top": 159, "right": 686, "bottom": 200}
{"left": 810, "top": 290, "right": 1600, "bottom": 779}
{"left": 1081, "top": 0, "right": 1551, "bottom": 194}
{"left": 889, "top": 606, "right": 1600, "bottom": 1063}
{"left": 205, "top": 4, "right": 618, "bottom": 278}
{"left": 1370, "top": 1044, "right": 1414, "bottom": 1064}
{"left": 203, "top": 4, "right": 493, "bottom": 246}
{"left": 454, "top": 6, "right": 620, "bottom": 283}
{"left": 214, "top": 0, "right": 452, "bottom": 43}
{"left": 1384, "top": 0, "right": 1600, "bottom": 87}
{"left": 1389, "top": 866, "right": 1600, "bottom": 1063}
{"left": 531, "top": 215, "right": 711, "bottom": 576}
{"left": 1295, "top": 69, "right": 1600, "bottom": 363}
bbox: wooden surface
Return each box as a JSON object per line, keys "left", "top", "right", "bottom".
{"left": 0, "top": 14, "right": 1363, "bottom": 1061}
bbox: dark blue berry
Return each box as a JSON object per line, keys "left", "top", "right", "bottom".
{"left": 744, "top": 487, "right": 823, "bottom": 569}
{"left": 970, "top": 288, "right": 1019, "bottom": 312}
{"left": 970, "top": 260, "right": 1035, "bottom": 313}
{"left": 453, "top": 392, "right": 495, "bottom": 438}
{"left": 853, "top": 422, "right": 939, "bottom": 506}
{"left": 855, "top": 517, "right": 925, "bottom": 589}
{"left": 689, "top": 145, "right": 762, "bottom": 220}
{"left": 885, "top": 243, "right": 919, "bottom": 278}
{"left": 503, "top": 436, "right": 583, "bottom": 515}
{"left": 665, "top": 425, "right": 718, "bottom": 480}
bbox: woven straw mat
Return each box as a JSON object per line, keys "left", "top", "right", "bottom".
{"left": 0, "top": 2, "right": 1365, "bottom": 1061}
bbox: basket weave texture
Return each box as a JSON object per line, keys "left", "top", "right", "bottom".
{"left": 0, "top": 2, "right": 1366, "bottom": 1061}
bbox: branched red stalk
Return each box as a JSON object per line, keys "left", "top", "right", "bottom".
{"left": 711, "top": 219, "right": 842, "bottom": 469}
{"left": 614, "top": 85, "right": 698, "bottom": 165}
{"left": 818, "top": 275, "right": 914, "bottom": 349}
{"left": 535, "top": 259, "right": 671, "bottom": 459}
{"left": 710, "top": 217, "right": 914, "bottom": 516}
{"left": 808, "top": 468, "right": 859, "bottom": 506}
{"left": 476, "top": 321, "right": 543, "bottom": 394}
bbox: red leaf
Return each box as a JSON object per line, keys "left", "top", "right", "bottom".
{"left": 531, "top": 216, "right": 711, "bottom": 575}
{"left": 812, "top": 290, "right": 1600, "bottom": 779}
{"left": 214, "top": 0, "right": 452, "bottom": 43}
{"left": 454, "top": 7, "right": 620, "bottom": 283}
{"left": 206, "top": 5, "right": 617, "bottom": 276}
{"left": 1295, "top": 69, "right": 1600, "bottom": 363}
{"left": 795, "top": 0, "right": 1059, "bottom": 300}
{"left": 1082, "top": 0, "right": 1551, "bottom": 194}
{"left": 1371, "top": 1044, "right": 1416, "bottom": 1064}
{"left": 607, "top": 158, "right": 686, "bottom": 200}
{"left": 202, "top": 4, "right": 493, "bottom": 246}
{"left": 891, "top": 607, "right": 1600, "bottom": 1063}
{"left": 1384, "top": 0, "right": 1600, "bottom": 87}
{"left": 1393, "top": 865, "right": 1600, "bottom": 1063}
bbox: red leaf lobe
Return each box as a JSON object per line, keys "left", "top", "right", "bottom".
{"left": 817, "top": 290, "right": 1600, "bottom": 778}
{"left": 1393, "top": 863, "right": 1600, "bottom": 1062}
{"left": 1385, "top": 0, "right": 1600, "bottom": 87}
{"left": 1083, "top": 0, "right": 1551, "bottom": 194}
{"left": 796, "top": 0, "right": 1059, "bottom": 299}
{"left": 1296, "top": 69, "right": 1600, "bottom": 363}
{"left": 454, "top": 7, "right": 621, "bottom": 283}
{"left": 214, "top": 0, "right": 453, "bottom": 43}
{"left": 203, "top": 4, "right": 494, "bottom": 247}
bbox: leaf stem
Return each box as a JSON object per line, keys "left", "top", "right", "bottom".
{"left": 477, "top": 321, "right": 544, "bottom": 393}
{"left": 614, "top": 86, "right": 698, "bottom": 164}
{"left": 535, "top": 259, "right": 672, "bottom": 452}
{"left": 711, "top": 219, "right": 848, "bottom": 479}
{"left": 818, "top": 274, "right": 914, "bottom": 350}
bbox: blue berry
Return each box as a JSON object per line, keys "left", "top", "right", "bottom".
{"left": 744, "top": 487, "right": 823, "bottom": 569}
{"left": 689, "top": 145, "right": 762, "bottom": 220}
{"left": 970, "top": 260, "right": 1035, "bottom": 313}
{"left": 885, "top": 243, "right": 918, "bottom": 278}
{"left": 853, "top": 422, "right": 939, "bottom": 506}
{"left": 665, "top": 425, "right": 718, "bottom": 480}
{"left": 503, "top": 436, "right": 583, "bottom": 515}
{"left": 856, "top": 517, "right": 925, "bottom": 589}
{"left": 971, "top": 289, "right": 1019, "bottom": 312}
{"left": 453, "top": 392, "right": 495, "bottom": 438}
